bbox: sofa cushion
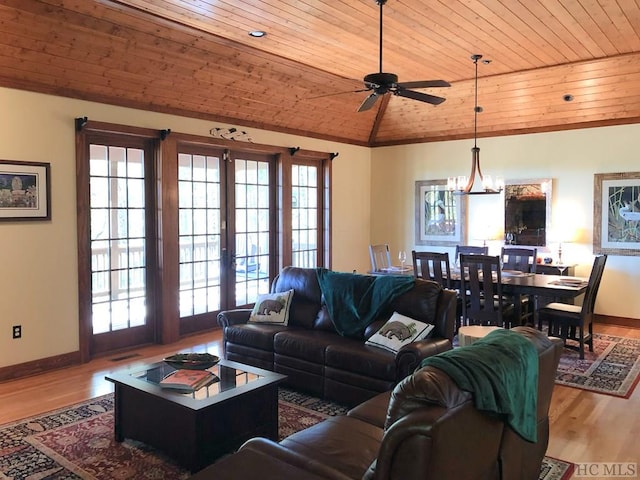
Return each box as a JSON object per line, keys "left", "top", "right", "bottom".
{"left": 274, "top": 330, "right": 340, "bottom": 364}
{"left": 316, "top": 269, "right": 415, "bottom": 339}
{"left": 249, "top": 289, "right": 294, "bottom": 325}
{"left": 365, "top": 311, "right": 434, "bottom": 354}
{"left": 272, "top": 267, "right": 323, "bottom": 329}
{"left": 325, "top": 341, "right": 397, "bottom": 382}
{"left": 387, "top": 278, "right": 442, "bottom": 325}
{"left": 224, "top": 323, "right": 290, "bottom": 351}
{"left": 279, "top": 416, "right": 382, "bottom": 480}
{"left": 312, "top": 303, "right": 337, "bottom": 332}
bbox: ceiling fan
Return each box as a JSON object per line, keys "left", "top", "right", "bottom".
{"left": 355, "top": 0, "right": 451, "bottom": 112}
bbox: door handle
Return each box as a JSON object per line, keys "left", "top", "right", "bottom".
{"left": 222, "top": 248, "right": 236, "bottom": 269}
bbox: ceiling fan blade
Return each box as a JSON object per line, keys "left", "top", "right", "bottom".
{"left": 308, "top": 88, "right": 371, "bottom": 100}
{"left": 358, "top": 92, "right": 380, "bottom": 112}
{"left": 395, "top": 80, "right": 451, "bottom": 89}
{"left": 395, "top": 89, "right": 446, "bottom": 105}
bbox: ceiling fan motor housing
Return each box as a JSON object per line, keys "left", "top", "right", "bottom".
{"left": 364, "top": 72, "right": 398, "bottom": 88}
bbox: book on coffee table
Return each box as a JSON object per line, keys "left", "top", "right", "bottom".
{"left": 159, "top": 369, "right": 219, "bottom": 392}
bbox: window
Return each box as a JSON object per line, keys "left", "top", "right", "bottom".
{"left": 292, "top": 163, "right": 319, "bottom": 267}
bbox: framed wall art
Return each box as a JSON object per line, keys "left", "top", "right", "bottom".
{"left": 0, "top": 160, "right": 51, "bottom": 221}
{"left": 415, "top": 179, "right": 466, "bottom": 246}
{"left": 593, "top": 172, "right": 640, "bottom": 256}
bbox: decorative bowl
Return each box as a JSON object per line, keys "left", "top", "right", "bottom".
{"left": 163, "top": 352, "right": 220, "bottom": 370}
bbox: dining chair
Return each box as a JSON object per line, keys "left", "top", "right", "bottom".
{"left": 501, "top": 246, "right": 538, "bottom": 273}
{"left": 455, "top": 244, "right": 489, "bottom": 258}
{"left": 537, "top": 254, "right": 607, "bottom": 359}
{"left": 413, "top": 251, "right": 463, "bottom": 332}
{"left": 412, "top": 251, "right": 452, "bottom": 288}
{"left": 501, "top": 246, "right": 538, "bottom": 325}
{"left": 459, "top": 253, "right": 514, "bottom": 328}
{"left": 369, "top": 244, "right": 392, "bottom": 272}
{"left": 454, "top": 244, "right": 488, "bottom": 268}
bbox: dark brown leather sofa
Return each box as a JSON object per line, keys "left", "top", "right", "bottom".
{"left": 190, "top": 327, "right": 563, "bottom": 480}
{"left": 218, "top": 266, "right": 457, "bottom": 406}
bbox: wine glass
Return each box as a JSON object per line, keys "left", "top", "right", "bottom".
{"left": 557, "top": 264, "right": 567, "bottom": 276}
{"left": 505, "top": 232, "right": 514, "bottom": 245}
{"left": 398, "top": 250, "right": 407, "bottom": 270}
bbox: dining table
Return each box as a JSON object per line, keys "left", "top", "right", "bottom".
{"left": 369, "top": 266, "right": 588, "bottom": 327}
{"left": 449, "top": 270, "right": 589, "bottom": 328}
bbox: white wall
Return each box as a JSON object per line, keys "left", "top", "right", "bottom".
{"left": 370, "top": 125, "right": 640, "bottom": 321}
{"left": 0, "top": 87, "right": 371, "bottom": 368}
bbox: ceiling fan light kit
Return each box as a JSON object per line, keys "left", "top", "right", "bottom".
{"left": 449, "top": 54, "right": 503, "bottom": 196}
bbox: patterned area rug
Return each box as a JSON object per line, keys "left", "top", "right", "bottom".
{"left": 0, "top": 389, "right": 572, "bottom": 480}
{"left": 555, "top": 333, "right": 640, "bottom": 398}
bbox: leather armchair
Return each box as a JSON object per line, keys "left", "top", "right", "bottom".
{"left": 190, "top": 327, "right": 563, "bottom": 480}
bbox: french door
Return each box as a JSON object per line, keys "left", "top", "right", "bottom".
{"left": 81, "top": 132, "right": 158, "bottom": 355}
{"left": 78, "top": 121, "right": 331, "bottom": 359}
{"left": 177, "top": 148, "right": 274, "bottom": 334}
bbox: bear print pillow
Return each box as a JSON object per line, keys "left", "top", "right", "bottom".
{"left": 365, "top": 311, "right": 434, "bottom": 354}
{"left": 248, "top": 290, "right": 294, "bottom": 326}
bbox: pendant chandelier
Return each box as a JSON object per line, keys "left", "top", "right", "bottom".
{"left": 448, "top": 54, "right": 503, "bottom": 195}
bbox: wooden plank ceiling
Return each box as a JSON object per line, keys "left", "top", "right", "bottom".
{"left": 1, "top": 0, "right": 640, "bottom": 146}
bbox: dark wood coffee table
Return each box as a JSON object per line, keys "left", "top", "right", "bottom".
{"left": 105, "top": 358, "right": 286, "bottom": 472}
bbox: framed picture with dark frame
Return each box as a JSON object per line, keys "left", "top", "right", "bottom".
{"left": 0, "top": 160, "right": 51, "bottom": 221}
{"left": 593, "top": 171, "right": 640, "bottom": 256}
{"left": 415, "top": 179, "right": 466, "bottom": 246}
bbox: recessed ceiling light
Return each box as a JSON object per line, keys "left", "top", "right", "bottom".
{"left": 563, "top": 94, "right": 574, "bottom": 102}
{"left": 248, "top": 30, "right": 266, "bottom": 38}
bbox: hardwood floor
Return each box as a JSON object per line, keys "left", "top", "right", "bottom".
{"left": 0, "top": 330, "right": 225, "bottom": 426}
{"left": 547, "top": 324, "right": 640, "bottom": 466}
{"left": 1, "top": 324, "right": 639, "bottom": 467}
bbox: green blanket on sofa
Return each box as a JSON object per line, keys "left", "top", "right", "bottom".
{"left": 316, "top": 269, "right": 415, "bottom": 339}
{"left": 420, "top": 328, "right": 539, "bottom": 442}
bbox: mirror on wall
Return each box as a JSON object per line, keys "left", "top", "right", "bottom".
{"left": 504, "top": 179, "right": 552, "bottom": 246}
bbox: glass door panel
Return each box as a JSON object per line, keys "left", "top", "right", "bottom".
{"left": 233, "top": 157, "right": 270, "bottom": 306}
{"left": 178, "top": 153, "right": 222, "bottom": 318}
{"left": 88, "top": 142, "right": 154, "bottom": 350}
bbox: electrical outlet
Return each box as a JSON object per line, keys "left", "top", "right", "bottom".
{"left": 12, "top": 325, "right": 21, "bottom": 339}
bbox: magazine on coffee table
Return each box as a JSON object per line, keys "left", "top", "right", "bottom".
{"left": 159, "top": 369, "right": 219, "bottom": 392}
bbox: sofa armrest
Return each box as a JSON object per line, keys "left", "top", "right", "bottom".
{"left": 395, "top": 337, "right": 452, "bottom": 379}
{"left": 217, "top": 309, "right": 252, "bottom": 327}
{"left": 368, "top": 404, "right": 503, "bottom": 480}
{"left": 240, "top": 438, "right": 353, "bottom": 480}
{"left": 434, "top": 288, "right": 457, "bottom": 342}
{"left": 347, "top": 391, "right": 391, "bottom": 428}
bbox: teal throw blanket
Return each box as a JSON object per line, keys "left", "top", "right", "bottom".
{"left": 420, "top": 329, "right": 538, "bottom": 442}
{"left": 316, "top": 269, "right": 415, "bottom": 339}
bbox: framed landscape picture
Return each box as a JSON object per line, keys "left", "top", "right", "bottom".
{"left": 415, "top": 179, "right": 466, "bottom": 246}
{"left": 0, "top": 160, "right": 51, "bottom": 221}
{"left": 593, "top": 172, "right": 640, "bottom": 256}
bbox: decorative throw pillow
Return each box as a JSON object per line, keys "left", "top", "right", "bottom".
{"left": 248, "top": 290, "right": 294, "bottom": 325}
{"left": 365, "top": 311, "right": 434, "bottom": 354}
